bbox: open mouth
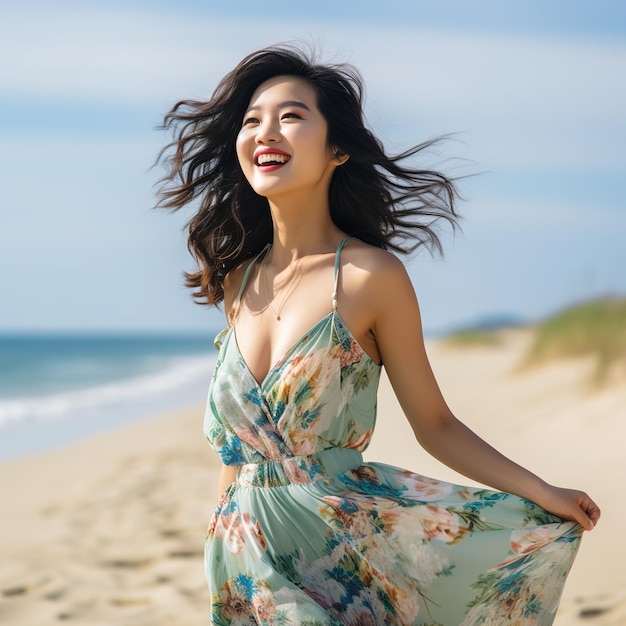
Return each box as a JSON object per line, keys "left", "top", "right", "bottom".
{"left": 255, "top": 153, "right": 291, "bottom": 167}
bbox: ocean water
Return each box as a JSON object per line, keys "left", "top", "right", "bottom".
{"left": 0, "top": 332, "right": 219, "bottom": 460}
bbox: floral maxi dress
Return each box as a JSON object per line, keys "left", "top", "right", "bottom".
{"left": 204, "top": 240, "right": 583, "bottom": 625}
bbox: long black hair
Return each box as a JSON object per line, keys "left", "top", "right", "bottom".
{"left": 156, "top": 45, "right": 460, "bottom": 306}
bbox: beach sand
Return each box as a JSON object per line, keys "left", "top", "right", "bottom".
{"left": 1, "top": 330, "right": 624, "bottom": 625}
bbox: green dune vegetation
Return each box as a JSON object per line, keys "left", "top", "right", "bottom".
{"left": 522, "top": 297, "right": 626, "bottom": 386}
{"left": 444, "top": 297, "right": 626, "bottom": 386}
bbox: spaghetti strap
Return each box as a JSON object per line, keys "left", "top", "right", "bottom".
{"left": 234, "top": 244, "right": 271, "bottom": 305}
{"left": 332, "top": 238, "right": 348, "bottom": 311}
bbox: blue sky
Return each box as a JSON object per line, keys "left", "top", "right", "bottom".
{"left": 1, "top": 1, "right": 624, "bottom": 335}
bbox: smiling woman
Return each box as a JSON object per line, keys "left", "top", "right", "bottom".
{"left": 156, "top": 45, "right": 599, "bottom": 625}
{"left": 156, "top": 46, "right": 457, "bottom": 308}
{"left": 236, "top": 76, "right": 342, "bottom": 205}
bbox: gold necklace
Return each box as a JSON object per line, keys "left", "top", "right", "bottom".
{"left": 261, "top": 247, "right": 303, "bottom": 321}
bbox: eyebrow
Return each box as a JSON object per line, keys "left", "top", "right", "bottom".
{"left": 244, "top": 100, "right": 312, "bottom": 115}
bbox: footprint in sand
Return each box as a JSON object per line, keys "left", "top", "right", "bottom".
{"left": 579, "top": 605, "right": 614, "bottom": 619}
{"left": 102, "top": 556, "right": 156, "bottom": 569}
{"left": 109, "top": 595, "right": 152, "bottom": 607}
{"left": 1, "top": 585, "right": 29, "bottom": 597}
{"left": 43, "top": 588, "right": 67, "bottom": 601}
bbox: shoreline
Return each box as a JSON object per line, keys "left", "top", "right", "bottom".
{"left": 2, "top": 334, "right": 624, "bottom": 624}
{"left": 0, "top": 331, "right": 218, "bottom": 461}
{"left": 0, "top": 392, "right": 210, "bottom": 463}
{"left": 0, "top": 363, "right": 215, "bottom": 462}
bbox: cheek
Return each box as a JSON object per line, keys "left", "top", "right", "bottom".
{"left": 235, "top": 133, "right": 246, "bottom": 164}
{"left": 235, "top": 134, "right": 253, "bottom": 177}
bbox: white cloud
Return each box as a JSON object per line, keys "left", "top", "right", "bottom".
{"left": 2, "top": 6, "right": 624, "bottom": 173}
{"left": 2, "top": 7, "right": 624, "bottom": 116}
{"left": 1, "top": 7, "right": 241, "bottom": 103}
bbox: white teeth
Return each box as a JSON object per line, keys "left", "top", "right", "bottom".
{"left": 257, "top": 153, "right": 289, "bottom": 165}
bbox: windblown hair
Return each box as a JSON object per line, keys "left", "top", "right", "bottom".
{"left": 156, "top": 45, "right": 459, "bottom": 306}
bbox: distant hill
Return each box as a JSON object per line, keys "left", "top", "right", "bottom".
{"left": 441, "top": 313, "right": 528, "bottom": 347}
{"left": 451, "top": 313, "right": 529, "bottom": 333}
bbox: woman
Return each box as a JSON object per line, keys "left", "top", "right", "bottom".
{"left": 157, "top": 46, "right": 600, "bottom": 625}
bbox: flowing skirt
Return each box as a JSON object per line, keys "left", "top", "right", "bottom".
{"left": 205, "top": 448, "right": 582, "bottom": 625}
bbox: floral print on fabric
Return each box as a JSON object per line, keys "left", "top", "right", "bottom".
{"left": 204, "top": 312, "right": 583, "bottom": 625}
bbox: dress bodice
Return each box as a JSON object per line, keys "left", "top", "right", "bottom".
{"left": 204, "top": 240, "right": 382, "bottom": 468}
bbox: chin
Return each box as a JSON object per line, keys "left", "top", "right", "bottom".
{"left": 250, "top": 181, "right": 295, "bottom": 199}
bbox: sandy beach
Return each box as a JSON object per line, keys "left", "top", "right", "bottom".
{"left": 1, "top": 330, "right": 624, "bottom": 625}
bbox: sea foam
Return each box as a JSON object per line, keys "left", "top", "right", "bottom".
{"left": 0, "top": 354, "right": 216, "bottom": 426}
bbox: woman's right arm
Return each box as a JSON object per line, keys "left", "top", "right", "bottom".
{"left": 217, "top": 464, "right": 238, "bottom": 500}
{"left": 367, "top": 252, "right": 600, "bottom": 530}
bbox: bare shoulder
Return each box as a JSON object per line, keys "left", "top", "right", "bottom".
{"left": 343, "top": 238, "right": 404, "bottom": 268}
{"left": 342, "top": 239, "right": 411, "bottom": 293}
{"left": 339, "top": 239, "right": 416, "bottom": 331}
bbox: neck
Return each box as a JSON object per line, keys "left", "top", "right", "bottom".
{"left": 266, "top": 195, "right": 344, "bottom": 266}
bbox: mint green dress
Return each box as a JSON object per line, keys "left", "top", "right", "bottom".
{"left": 204, "top": 239, "right": 582, "bottom": 625}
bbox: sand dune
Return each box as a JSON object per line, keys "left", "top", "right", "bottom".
{"left": 1, "top": 331, "right": 623, "bottom": 624}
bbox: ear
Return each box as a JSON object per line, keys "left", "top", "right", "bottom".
{"left": 331, "top": 149, "right": 350, "bottom": 166}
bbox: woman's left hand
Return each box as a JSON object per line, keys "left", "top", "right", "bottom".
{"left": 537, "top": 485, "right": 601, "bottom": 531}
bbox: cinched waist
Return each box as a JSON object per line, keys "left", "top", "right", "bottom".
{"left": 236, "top": 447, "right": 363, "bottom": 488}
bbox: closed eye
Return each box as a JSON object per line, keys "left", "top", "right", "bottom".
{"left": 242, "top": 116, "right": 259, "bottom": 126}
{"left": 281, "top": 112, "right": 302, "bottom": 120}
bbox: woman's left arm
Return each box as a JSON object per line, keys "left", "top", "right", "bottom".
{"left": 369, "top": 254, "right": 601, "bottom": 530}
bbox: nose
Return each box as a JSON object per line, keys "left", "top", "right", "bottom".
{"left": 255, "top": 118, "right": 280, "bottom": 144}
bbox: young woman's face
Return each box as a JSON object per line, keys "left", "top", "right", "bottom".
{"left": 236, "top": 75, "right": 340, "bottom": 201}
